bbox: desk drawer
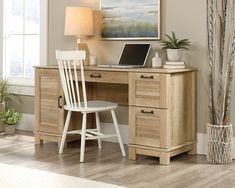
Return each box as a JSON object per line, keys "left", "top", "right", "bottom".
{"left": 84, "top": 71, "right": 128, "bottom": 84}
{"left": 129, "top": 106, "right": 167, "bottom": 148}
{"left": 129, "top": 73, "right": 169, "bottom": 108}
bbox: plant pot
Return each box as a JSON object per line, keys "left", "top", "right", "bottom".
{"left": 0, "top": 124, "right": 4, "bottom": 133}
{"left": 5, "top": 125, "right": 15, "bottom": 135}
{"left": 207, "top": 123, "right": 233, "bottom": 164}
{"left": 0, "top": 101, "right": 5, "bottom": 133}
{"left": 167, "top": 49, "right": 181, "bottom": 61}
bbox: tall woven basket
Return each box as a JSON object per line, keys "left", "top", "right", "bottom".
{"left": 207, "top": 124, "right": 233, "bottom": 164}
{"left": 0, "top": 101, "right": 5, "bottom": 133}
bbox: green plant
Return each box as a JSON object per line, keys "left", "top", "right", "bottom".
{"left": 160, "top": 32, "right": 191, "bottom": 50}
{"left": 0, "top": 107, "right": 21, "bottom": 126}
{"left": 0, "top": 79, "right": 15, "bottom": 103}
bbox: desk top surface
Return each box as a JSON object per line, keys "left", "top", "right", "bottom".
{"left": 35, "top": 65, "right": 197, "bottom": 74}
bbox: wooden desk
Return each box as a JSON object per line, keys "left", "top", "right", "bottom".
{"left": 35, "top": 65, "right": 197, "bottom": 165}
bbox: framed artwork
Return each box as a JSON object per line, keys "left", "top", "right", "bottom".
{"left": 100, "top": 0, "right": 161, "bottom": 40}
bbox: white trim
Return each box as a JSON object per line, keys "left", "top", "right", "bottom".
{"left": 16, "top": 118, "right": 129, "bottom": 144}
{"left": 0, "top": 0, "right": 48, "bottom": 93}
{"left": 196, "top": 133, "right": 208, "bottom": 155}
{"left": 100, "top": 122, "right": 128, "bottom": 144}
{"left": 9, "top": 85, "right": 34, "bottom": 96}
{"left": 16, "top": 113, "right": 35, "bottom": 131}
{"left": 40, "top": 0, "right": 48, "bottom": 66}
{"left": 8, "top": 77, "right": 34, "bottom": 86}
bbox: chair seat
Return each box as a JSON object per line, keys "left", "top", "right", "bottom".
{"left": 64, "top": 100, "right": 118, "bottom": 112}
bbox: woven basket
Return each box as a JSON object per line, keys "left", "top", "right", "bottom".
{"left": 0, "top": 101, "right": 5, "bottom": 133}
{"left": 207, "top": 123, "right": 233, "bottom": 164}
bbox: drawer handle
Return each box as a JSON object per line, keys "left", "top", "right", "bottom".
{"left": 90, "top": 74, "right": 101, "bottom": 78}
{"left": 58, "top": 96, "right": 62, "bottom": 108}
{"left": 140, "top": 75, "right": 154, "bottom": 79}
{"left": 141, "top": 110, "right": 154, "bottom": 114}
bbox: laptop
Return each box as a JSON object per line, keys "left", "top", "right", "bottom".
{"left": 98, "top": 44, "right": 151, "bottom": 68}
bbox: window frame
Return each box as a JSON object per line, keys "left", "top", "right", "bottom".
{"left": 1, "top": 0, "right": 48, "bottom": 96}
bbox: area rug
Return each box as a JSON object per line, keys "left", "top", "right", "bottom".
{"left": 0, "top": 163, "right": 125, "bottom": 188}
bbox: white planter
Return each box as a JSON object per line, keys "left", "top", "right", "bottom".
{"left": 207, "top": 123, "right": 233, "bottom": 164}
{"left": 167, "top": 49, "right": 181, "bottom": 61}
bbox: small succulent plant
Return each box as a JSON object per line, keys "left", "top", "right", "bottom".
{"left": 161, "top": 32, "right": 191, "bottom": 50}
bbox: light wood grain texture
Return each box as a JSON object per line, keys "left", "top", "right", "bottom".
{"left": 129, "top": 71, "right": 197, "bottom": 164}
{"left": 129, "top": 106, "right": 167, "bottom": 148}
{"left": 35, "top": 65, "right": 197, "bottom": 74}
{"left": 35, "top": 68, "right": 93, "bottom": 145}
{"left": 2, "top": 132, "right": 235, "bottom": 188}
{"left": 170, "top": 72, "right": 196, "bottom": 147}
{"left": 129, "top": 73, "right": 168, "bottom": 108}
{"left": 84, "top": 71, "right": 128, "bottom": 84}
{"left": 35, "top": 66, "right": 197, "bottom": 165}
{"left": 94, "top": 83, "right": 128, "bottom": 106}
{"left": 189, "top": 71, "right": 197, "bottom": 155}
{"left": 35, "top": 69, "right": 64, "bottom": 145}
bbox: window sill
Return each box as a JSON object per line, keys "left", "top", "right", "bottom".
{"left": 9, "top": 85, "right": 34, "bottom": 96}
{"left": 8, "top": 79, "right": 35, "bottom": 96}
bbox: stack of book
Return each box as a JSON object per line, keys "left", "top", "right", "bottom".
{"left": 163, "top": 61, "right": 185, "bottom": 69}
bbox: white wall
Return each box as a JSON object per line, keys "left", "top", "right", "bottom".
{"left": 48, "top": 0, "right": 210, "bottom": 133}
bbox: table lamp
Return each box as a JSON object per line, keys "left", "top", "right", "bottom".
{"left": 64, "top": 7, "right": 93, "bottom": 65}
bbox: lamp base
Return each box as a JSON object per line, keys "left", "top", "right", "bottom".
{"left": 77, "top": 43, "right": 90, "bottom": 65}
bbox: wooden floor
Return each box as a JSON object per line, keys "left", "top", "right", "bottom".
{"left": 0, "top": 132, "right": 235, "bottom": 188}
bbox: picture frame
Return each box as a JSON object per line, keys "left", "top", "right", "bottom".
{"left": 100, "top": 0, "right": 161, "bottom": 40}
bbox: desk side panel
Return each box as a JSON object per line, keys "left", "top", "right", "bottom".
{"left": 170, "top": 71, "right": 197, "bottom": 148}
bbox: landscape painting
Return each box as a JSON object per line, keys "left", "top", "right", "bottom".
{"left": 100, "top": 0, "right": 160, "bottom": 40}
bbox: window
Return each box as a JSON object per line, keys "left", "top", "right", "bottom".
{"left": 2, "top": 0, "right": 47, "bottom": 87}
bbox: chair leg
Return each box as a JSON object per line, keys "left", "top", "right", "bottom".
{"left": 95, "top": 112, "right": 102, "bottom": 149}
{"left": 59, "top": 111, "right": 72, "bottom": 154}
{"left": 111, "top": 110, "right": 126, "bottom": 157}
{"left": 80, "top": 113, "right": 87, "bottom": 162}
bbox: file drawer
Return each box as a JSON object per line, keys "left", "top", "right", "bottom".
{"left": 84, "top": 71, "right": 128, "bottom": 84}
{"left": 129, "top": 106, "right": 167, "bottom": 148}
{"left": 129, "top": 73, "right": 169, "bottom": 108}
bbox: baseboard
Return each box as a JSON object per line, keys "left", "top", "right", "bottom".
{"left": 16, "top": 114, "right": 235, "bottom": 158}
{"left": 100, "top": 122, "right": 129, "bottom": 144}
{"left": 16, "top": 116, "right": 129, "bottom": 144}
{"left": 16, "top": 113, "right": 35, "bottom": 131}
{"left": 196, "top": 133, "right": 208, "bottom": 155}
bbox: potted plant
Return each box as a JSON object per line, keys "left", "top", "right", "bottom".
{"left": 0, "top": 107, "right": 21, "bottom": 135}
{"left": 0, "top": 79, "right": 11, "bottom": 132}
{"left": 207, "top": 0, "right": 235, "bottom": 164}
{"left": 0, "top": 78, "right": 18, "bottom": 133}
{"left": 161, "top": 31, "right": 190, "bottom": 61}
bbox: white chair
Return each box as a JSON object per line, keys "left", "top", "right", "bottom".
{"left": 56, "top": 50, "right": 126, "bottom": 162}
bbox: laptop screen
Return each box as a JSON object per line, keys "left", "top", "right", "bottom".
{"left": 118, "top": 44, "right": 151, "bottom": 66}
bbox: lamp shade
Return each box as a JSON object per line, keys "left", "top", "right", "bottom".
{"left": 64, "top": 7, "right": 93, "bottom": 36}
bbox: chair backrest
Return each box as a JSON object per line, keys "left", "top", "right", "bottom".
{"left": 56, "top": 50, "right": 87, "bottom": 109}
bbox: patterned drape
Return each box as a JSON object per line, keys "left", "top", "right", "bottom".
{"left": 207, "top": 0, "right": 235, "bottom": 125}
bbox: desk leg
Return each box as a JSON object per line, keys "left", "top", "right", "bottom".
{"left": 128, "top": 147, "right": 137, "bottom": 160}
{"left": 160, "top": 153, "right": 170, "bottom": 165}
{"left": 35, "top": 134, "right": 43, "bottom": 145}
{"left": 187, "top": 143, "right": 197, "bottom": 155}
